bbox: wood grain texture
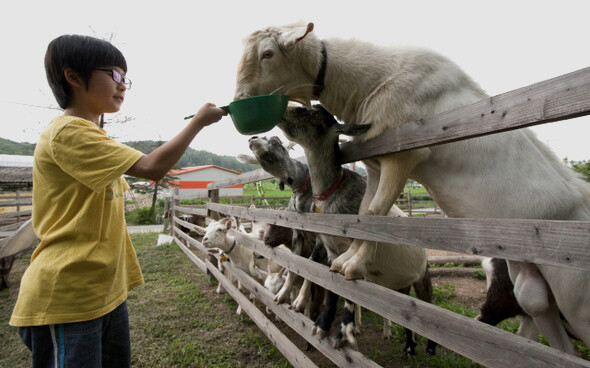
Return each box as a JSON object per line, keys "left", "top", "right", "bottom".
{"left": 208, "top": 203, "right": 590, "bottom": 271}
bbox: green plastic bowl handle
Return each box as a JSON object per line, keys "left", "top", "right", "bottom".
{"left": 184, "top": 105, "right": 230, "bottom": 120}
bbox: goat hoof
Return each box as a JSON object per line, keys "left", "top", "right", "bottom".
{"left": 344, "top": 268, "right": 364, "bottom": 280}
{"left": 329, "top": 263, "right": 342, "bottom": 272}
{"left": 312, "top": 326, "right": 328, "bottom": 340}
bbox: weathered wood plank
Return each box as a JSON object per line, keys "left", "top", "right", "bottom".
{"left": 340, "top": 66, "right": 590, "bottom": 162}
{"left": 173, "top": 233, "right": 207, "bottom": 273}
{"left": 208, "top": 156, "right": 307, "bottom": 190}
{"left": 172, "top": 226, "right": 209, "bottom": 255}
{"left": 203, "top": 258, "right": 319, "bottom": 368}
{"left": 208, "top": 168, "right": 273, "bottom": 190}
{"left": 171, "top": 216, "right": 206, "bottom": 235}
{"left": 208, "top": 204, "right": 590, "bottom": 271}
{"left": 0, "top": 210, "right": 32, "bottom": 221}
{"left": 174, "top": 206, "right": 208, "bottom": 217}
{"left": 221, "top": 258, "right": 381, "bottom": 368}
{"left": 0, "top": 199, "right": 32, "bottom": 207}
{"left": 230, "top": 230, "right": 590, "bottom": 368}
{"left": 206, "top": 68, "right": 590, "bottom": 189}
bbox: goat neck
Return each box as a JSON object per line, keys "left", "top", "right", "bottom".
{"left": 315, "top": 39, "right": 401, "bottom": 125}
{"left": 312, "top": 41, "right": 327, "bottom": 99}
{"left": 305, "top": 143, "right": 342, "bottom": 201}
{"left": 222, "top": 233, "right": 254, "bottom": 271}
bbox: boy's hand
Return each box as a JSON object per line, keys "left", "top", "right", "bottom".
{"left": 191, "top": 103, "right": 227, "bottom": 128}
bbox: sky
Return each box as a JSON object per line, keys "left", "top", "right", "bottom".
{"left": 1, "top": 1, "right": 589, "bottom": 163}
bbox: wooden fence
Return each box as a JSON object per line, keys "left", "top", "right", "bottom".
{"left": 0, "top": 191, "right": 32, "bottom": 234}
{"left": 170, "top": 66, "right": 590, "bottom": 367}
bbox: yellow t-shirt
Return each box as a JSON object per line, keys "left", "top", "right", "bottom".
{"left": 10, "top": 115, "right": 145, "bottom": 326}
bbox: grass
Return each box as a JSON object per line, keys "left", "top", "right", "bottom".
{"left": 0, "top": 233, "right": 290, "bottom": 368}
{"left": 3, "top": 233, "right": 587, "bottom": 367}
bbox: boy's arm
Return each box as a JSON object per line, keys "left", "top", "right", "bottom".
{"left": 126, "top": 103, "right": 226, "bottom": 181}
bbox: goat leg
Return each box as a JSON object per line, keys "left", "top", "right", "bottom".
{"left": 333, "top": 299, "right": 358, "bottom": 350}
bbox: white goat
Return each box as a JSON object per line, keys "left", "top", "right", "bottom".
{"left": 202, "top": 217, "right": 283, "bottom": 314}
{"left": 234, "top": 21, "right": 590, "bottom": 354}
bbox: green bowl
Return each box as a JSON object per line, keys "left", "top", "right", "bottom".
{"left": 222, "top": 95, "right": 289, "bottom": 135}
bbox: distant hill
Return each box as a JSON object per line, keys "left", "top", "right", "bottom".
{"left": 0, "top": 138, "right": 36, "bottom": 155}
{"left": 123, "top": 140, "right": 257, "bottom": 173}
{"left": 0, "top": 138, "right": 258, "bottom": 173}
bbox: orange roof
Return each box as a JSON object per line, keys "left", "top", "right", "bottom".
{"left": 168, "top": 165, "right": 242, "bottom": 176}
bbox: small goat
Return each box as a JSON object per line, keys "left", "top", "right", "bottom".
{"left": 277, "top": 105, "right": 437, "bottom": 354}
{"left": 234, "top": 21, "right": 590, "bottom": 354}
{"left": 202, "top": 217, "right": 283, "bottom": 314}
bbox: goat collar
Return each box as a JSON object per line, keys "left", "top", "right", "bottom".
{"left": 314, "top": 170, "right": 343, "bottom": 201}
{"left": 312, "top": 41, "right": 327, "bottom": 99}
{"left": 226, "top": 239, "right": 237, "bottom": 255}
{"left": 293, "top": 174, "right": 311, "bottom": 194}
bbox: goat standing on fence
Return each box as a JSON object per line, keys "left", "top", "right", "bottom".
{"left": 233, "top": 21, "right": 590, "bottom": 354}
{"left": 277, "top": 105, "right": 437, "bottom": 355}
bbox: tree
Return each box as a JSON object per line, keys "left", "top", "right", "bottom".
{"left": 564, "top": 158, "right": 590, "bottom": 182}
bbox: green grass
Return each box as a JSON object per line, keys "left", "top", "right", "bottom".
{"left": 0, "top": 233, "right": 290, "bottom": 368}
{"left": 3, "top": 233, "right": 586, "bottom": 367}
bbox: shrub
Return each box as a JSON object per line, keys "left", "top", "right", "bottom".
{"left": 125, "top": 207, "right": 156, "bottom": 225}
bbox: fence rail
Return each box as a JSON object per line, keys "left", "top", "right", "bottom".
{"left": 170, "top": 66, "right": 590, "bottom": 367}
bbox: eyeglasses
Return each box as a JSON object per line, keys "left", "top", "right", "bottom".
{"left": 93, "top": 68, "right": 132, "bottom": 89}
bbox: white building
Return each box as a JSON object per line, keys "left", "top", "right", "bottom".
{"left": 167, "top": 165, "right": 243, "bottom": 197}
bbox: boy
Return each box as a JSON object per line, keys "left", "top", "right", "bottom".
{"left": 9, "top": 34, "right": 226, "bottom": 367}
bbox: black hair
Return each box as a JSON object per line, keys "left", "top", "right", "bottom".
{"left": 44, "top": 35, "right": 127, "bottom": 109}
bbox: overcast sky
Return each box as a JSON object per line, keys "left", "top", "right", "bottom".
{"left": 1, "top": 1, "right": 589, "bottom": 162}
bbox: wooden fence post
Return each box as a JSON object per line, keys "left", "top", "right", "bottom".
{"left": 163, "top": 195, "right": 169, "bottom": 232}
{"left": 407, "top": 191, "right": 412, "bottom": 217}
{"left": 208, "top": 189, "right": 220, "bottom": 220}
{"left": 16, "top": 191, "right": 21, "bottom": 225}
{"left": 207, "top": 188, "right": 220, "bottom": 281}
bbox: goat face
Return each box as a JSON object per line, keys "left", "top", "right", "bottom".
{"left": 201, "top": 219, "right": 231, "bottom": 251}
{"left": 264, "top": 224, "right": 293, "bottom": 248}
{"left": 278, "top": 105, "right": 370, "bottom": 150}
{"left": 248, "top": 136, "right": 294, "bottom": 186}
{"left": 235, "top": 22, "right": 317, "bottom": 102}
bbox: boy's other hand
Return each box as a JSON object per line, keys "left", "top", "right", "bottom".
{"left": 191, "top": 102, "right": 227, "bottom": 128}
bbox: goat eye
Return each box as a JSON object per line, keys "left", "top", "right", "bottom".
{"left": 261, "top": 50, "right": 274, "bottom": 59}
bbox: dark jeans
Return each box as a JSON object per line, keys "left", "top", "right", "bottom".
{"left": 18, "top": 301, "right": 130, "bottom": 368}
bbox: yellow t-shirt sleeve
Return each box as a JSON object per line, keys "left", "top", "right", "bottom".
{"left": 51, "top": 119, "right": 144, "bottom": 192}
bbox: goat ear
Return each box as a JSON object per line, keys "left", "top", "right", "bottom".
{"left": 279, "top": 22, "right": 314, "bottom": 49}
{"left": 335, "top": 123, "right": 371, "bottom": 137}
{"left": 236, "top": 154, "right": 258, "bottom": 165}
{"left": 283, "top": 141, "right": 297, "bottom": 150}
{"left": 193, "top": 226, "right": 206, "bottom": 236}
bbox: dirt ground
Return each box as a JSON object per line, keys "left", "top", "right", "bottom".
{"left": 427, "top": 249, "right": 488, "bottom": 310}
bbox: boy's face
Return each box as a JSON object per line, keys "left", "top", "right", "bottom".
{"left": 84, "top": 66, "right": 127, "bottom": 114}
